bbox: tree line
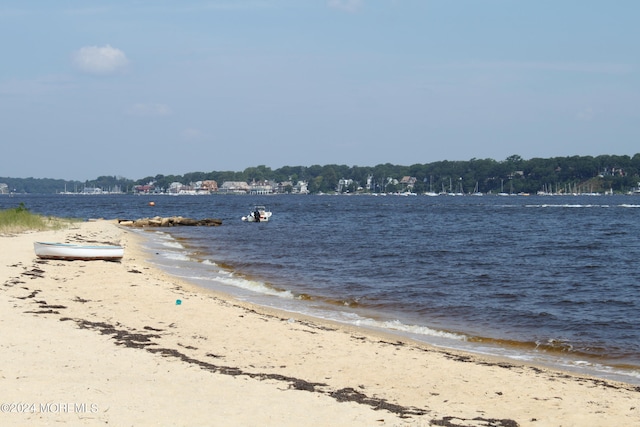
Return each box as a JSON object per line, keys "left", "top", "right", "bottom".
{"left": 2, "top": 154, "right": 640, "bottom": 194}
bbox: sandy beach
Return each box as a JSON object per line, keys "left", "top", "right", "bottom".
{"left": 1, "top": 220, "right": 638, "bottom": 426}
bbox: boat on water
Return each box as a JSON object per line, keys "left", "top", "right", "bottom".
{"left": 241, "top": 206, "right": 272, "bottom": 222}
{"left": 34, "top": 242, "right": 124, "bottom": 260}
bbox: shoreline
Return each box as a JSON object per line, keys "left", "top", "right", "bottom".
{"left": 140, "top": 225, "right": 640, "bottom": 386}
{"left": 1, "top": 220, "right": 639, "bottom": 426}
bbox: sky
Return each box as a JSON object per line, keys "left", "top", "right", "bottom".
{"left": 1, "top": 0, "right": 639, "bottom": 181}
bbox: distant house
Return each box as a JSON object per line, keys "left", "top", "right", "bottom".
{"left": 400, "top": 176, "right": 417, "bottom": 189}
{"left": 249, "top": 180, "right": 274, "bottom": 195}
{"left": 337, "top": 178, "right": 354, "bottom": 192}
{"left": 201, "top": 180, "right": 218, "bottom": 192}
{"left": 277, "top": 180, "right": 308, "bottom": 194}
{"left": 277, "top": 181, "right": 293, "bottom": 193}
{"left": 366, "top": 175, "right": 374, "bottom": 191}
{"left": 134, "top": 183, "right": 156, "bottom": 194}
{"left": 220, "top": 181, "right": 250, "bottom": 194}
{"left": 81, "top": 187, "right": 103, "bottom": 194}
{"left": 0, "top": 183, "right": 8, "bottom": 194}
{"left": 294, "top": 180, "right": 309, "bottom": 194}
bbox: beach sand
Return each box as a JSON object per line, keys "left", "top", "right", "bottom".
{"left": 1, "top": 220, "right": 638, "bottom": 426}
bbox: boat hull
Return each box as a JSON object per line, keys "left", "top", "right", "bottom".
{"left": 242, "top": 213, "right": 271, "bottom": 222}
{"left": 34, "top": 242, "right": 124, "bottom": 260}
{"left": 241, "top": 206, "right": 272, "bottom": 222}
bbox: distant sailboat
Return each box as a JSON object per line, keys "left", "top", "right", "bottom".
{"left": 498, "top": 179, "right": 509, "bottom": 196}
{"left": 424, "top": 175, "right": 438, "bottom": 196}
{"left": 472, "top": 181, "right": 483, "bottom": 196}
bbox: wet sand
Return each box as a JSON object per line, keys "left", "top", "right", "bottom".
{"left": 1, "top": 220, "right": 638, "bottom": 426}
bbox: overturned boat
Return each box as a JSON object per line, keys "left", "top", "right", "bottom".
{"left": 34, "top": 242, "right": 124, "bottom": 261}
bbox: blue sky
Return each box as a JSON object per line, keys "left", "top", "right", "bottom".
{"left": 1, "top": 1, "right": 638, "bottom": 181}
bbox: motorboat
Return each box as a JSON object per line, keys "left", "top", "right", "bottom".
{"left": 242, "top": 206, "right": 272, "bottom": 222}
{"left": 34, "top": 242, "right": 124, "bottom": 260}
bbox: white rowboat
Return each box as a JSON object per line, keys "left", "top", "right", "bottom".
{"left": 34, "top": 242, "right": 124, "bottom": 260}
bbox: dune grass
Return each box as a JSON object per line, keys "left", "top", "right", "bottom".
{"left": 0, "top": 203, "right": 77, "bottom": 235}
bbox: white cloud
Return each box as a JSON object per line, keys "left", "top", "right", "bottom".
{"left": 328, "top": 0, "right": 363, "bottom": 13}
{"left": 72, "top": 44, "right": 128, "bottom": 75}
{"left": 125, "top": 103, "right": 171, "bottom": 117}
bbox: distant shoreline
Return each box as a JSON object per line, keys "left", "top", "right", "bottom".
{"left": 3, "top": 153, "right": 640, "bottom": 196}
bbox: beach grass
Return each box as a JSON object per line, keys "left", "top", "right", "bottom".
{"left": 0, "top": 203, "right": 77, "bottom": 235}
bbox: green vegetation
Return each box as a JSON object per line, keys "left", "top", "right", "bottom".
{"left": 141, "top": 154, "right": 640, "bottom": 194}
{"left": 2, "top": 153, "right": 640, "bottom": 194}
{"left": 0, "top": 203, "right": 76, "bottom": 235}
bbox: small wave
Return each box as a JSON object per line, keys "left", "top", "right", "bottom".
{"left": 151, "top": 230, "right": 178, "bottom": 241}
{"left": 535, "top": 338, "right": 574, "bottom": 353}
{"left": 352, "top": 318, "right": 467, "bottom": 341}
{"left": 526, "top": 204, "right": 608, "bottom": 208}
{"left": 160, "top": 252, "right": 191, "bottom": 262}
{"left": 215, "top": 275, "right": 296, "bottom": 299}
{"left": 144, "top": 229, "right": 186, "bottom": 250}
{"left": 298, "top": 294, "right": 363, "bottom": 308}
{"left": 162, "top": 241, "right": 185, "bottom": 249}
{"left": 168, "top": 266, "right": 296, "bottom": 299}
{"left": 469, "top": 335, "right": 630, "bottom": 363}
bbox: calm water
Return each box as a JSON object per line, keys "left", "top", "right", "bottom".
{"left": 3, "top": 193, "right": 640, "bottom": 383}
